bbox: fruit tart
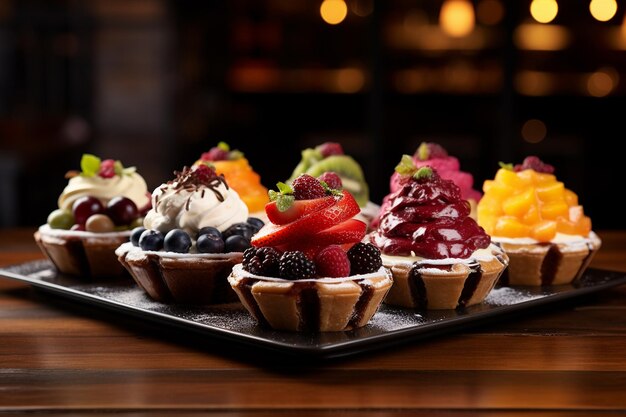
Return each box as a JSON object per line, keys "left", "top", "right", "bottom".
{"left": 287, "top": 141, "right": 379, "bottom": 228}
{"left": 374, "top": 142, "right": 481, "bottom": 226}
{"left": 116, "top": 164, "right": 265, "bottom": 304}
{"left": 228, "top": 174, "right": 393, "bottom": 332}
{"left": 477, "top": 156, "right": 601, "bottom": 286}
{"left": 369, "top": 156, "right": 508, "bottom": 310}
{"left": 35, "top": 154, "right": 151, "bottom": 278}
{"left": 195, "top": 142, "right": 269, "bottom": 219}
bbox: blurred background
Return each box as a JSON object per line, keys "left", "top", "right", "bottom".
{"left": 0, "top": 0, "right": 624, "bottom": 229}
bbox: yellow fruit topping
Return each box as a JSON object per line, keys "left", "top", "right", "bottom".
{"left": 477, "top": 167, "right": 591, "bottom": 241}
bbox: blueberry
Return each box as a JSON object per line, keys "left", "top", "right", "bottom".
{"left": 196, "top": 233, "right": 225, "bottom": 254}
{"left": 224, "top": 235, "right": 251, "bottom": 252}
{"left": 130, "top": 226, "right": 146, "bottom": 246}
{"left": 246, "top": 217, "right": 265, "bottom": 231}
{"left": 139, "top": 229, "right": 164, "bottom": 251}
{"left": 222, "top": 223, "right": 254, "bottom": 240}
{"left": 197, "top": 226, "right": 222, "bottom": 240}
{"left": 164, "top": 229, "right": 192, "bottom": 253}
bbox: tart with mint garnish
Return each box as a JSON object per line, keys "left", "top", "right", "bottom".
{"left": 35, "top": 154, "right": 151, "bottom": 278}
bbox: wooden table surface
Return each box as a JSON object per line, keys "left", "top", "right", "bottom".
{"left": 1, "top": 228, "right": 626, "bottom": 415}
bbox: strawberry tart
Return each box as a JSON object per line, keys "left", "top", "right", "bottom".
{"left": 228, "top": 174, "right": 392, "bottom": 332}
{"left": 35, "top": 154, "right": 151, "bottom": 278}
{"left": 369, "top": 155, "right": 508, "bottom": 310}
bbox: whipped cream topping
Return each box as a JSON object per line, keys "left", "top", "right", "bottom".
{"left": 229, "top": 264, "right": 391, "bottom": 285}
{"left": 58, "top": 173, "right": 150, "bottom": 211}
{"left": 143, "top": 174, "right": 248, "bottom": 236}
{"left": 381, "top": 243, "right": 505, "bottom": 267}
{"left": 492, "top": 231, "right": 601, "bottom": 251}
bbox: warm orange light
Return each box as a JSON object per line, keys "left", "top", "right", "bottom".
{"left": 439, "top": 0, "right": 475, "bottom": 38}
{"left": 320, "top": 0, "right": 348, "bottom": 25}
{"left": 587, "top": 68, "right": 618, "bottom": 97}
{"left": 589, "top": 0, "right": 617, "bottom": 22}
{"left": 522, "top": 119, "right": 547, "bottom": 143}
{"left": 333, "top": 68, "right": 365, "bottom": 93}
{"left": 514, "top": 23, "right": 570, "bottom": 50}
{"left": 477, "top": 0, "right": 504, "bottom": 25}
{"left": 530, "top": 0, "right": 558, "bottom": 24}
{"left": 351, "top": 0, "right": 373, "bottom": 17}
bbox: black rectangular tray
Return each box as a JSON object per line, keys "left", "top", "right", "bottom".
{"left": 1, "top": 260, "right": 625, "bottom": 359}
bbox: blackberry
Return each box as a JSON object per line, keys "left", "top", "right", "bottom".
{"left": 347, "top": 243, "right": 382, "bottom": 275}
{"left": 242, "top": 247, "right": 281, "bottom": 276}
{"left": 278, "top": 251, "right": 316, "bottom": 279}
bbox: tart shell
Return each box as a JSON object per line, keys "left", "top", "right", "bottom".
{"left": 228, "top": 265, "right": 393, "bottom": 332}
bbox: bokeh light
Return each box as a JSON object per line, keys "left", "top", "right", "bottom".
{"left": 530, "top": 0, "right": 558, "bottom": 24}
{"left": 321, "top": 0, "right": 348, "bottom": 25}
{"left": 439, "top": 0, "right": 475, "bottom": 38}
{"left": 589, "top": 0, "right": 617, "bottom": 22}
{"left": 522, "top": 119, "right": 547, "bottom": 143}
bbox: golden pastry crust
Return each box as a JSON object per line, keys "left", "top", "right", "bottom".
{"left": 496, "top": 233, "right": 601, "bottom": 286}
{"left": 228, "top": 265, "right": 393, "bottom": 332}
{"left": 116, "top": 242, "right": 242, "bottom": 304}
{"left": 382, "top": 245, "right": 509, "bottom": 310}
{"left": 35, "top": 227, "right": 130, "bottom": 278}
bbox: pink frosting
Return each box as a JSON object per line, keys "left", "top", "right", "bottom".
{"left": 390, "top": 156, "right": 481, "bottom": 202}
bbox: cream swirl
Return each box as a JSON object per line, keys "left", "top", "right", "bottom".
{"left": 58, "top": 173, "right": 150, "bottom": 211}
{"left": 143, "top": 173, "right": 248, "bottom": 236}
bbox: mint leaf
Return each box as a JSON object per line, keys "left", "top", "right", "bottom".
{"left": 276, "top": 181, "right": 293, "bottom": 195}
{"left": 499, "top": 162, "right": 514, "bottom": 171}
{"left": 217, "top": 141, "right": 230, "bottom": 152}
{"left": 276, "top": 194, "right": 295, "bottom": 212}
{"left": 417, "top": 142, "right": 429, "bottom": 161}
{"left": 320, "top": 181, "right": 342, "bottom": 196}
{"left": 395, "top": 154, "right": 417, "bottom": 176}
{"left": 81, "top": 154, "right": 101, "bottom": 177}
{"left": 113, "top": 160, "right": 124, "bottom": 176}
{"left": 413, "top": 166, "right": 433, "bottom": 180}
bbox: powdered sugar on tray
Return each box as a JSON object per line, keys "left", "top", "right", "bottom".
{"left": 485, "top": 287, "right": 545, "bottom": 306}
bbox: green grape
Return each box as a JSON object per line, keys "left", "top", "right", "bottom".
{"left": 47, "top": 209, "right": 74, "bottom": 230}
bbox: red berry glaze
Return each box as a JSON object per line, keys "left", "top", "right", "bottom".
{"left": 514, "top": 156, "right": 555, "bottom": 174}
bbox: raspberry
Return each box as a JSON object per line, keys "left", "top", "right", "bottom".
{"left": 318, "top": 142, "right": 344, "bottom": 157}
{"left": 314, "top": 245, "right": 350, "bottom": 277}
{"left": 318, "top": 172, "right": 342, "bottom": 190}
{"left": 426, "top": 143, "right": 448, "bottom": 159}
{"left": 192, "top": 164, "right": 219, "bottom": 184}
{"left": 98, "top": 159, "right": 116, "bottom": 178}
{"left": 243, "top": 246, "right": 281, "bottom": 276}
{"left": 201, "top": 147, "right": 229, "bottom": 161}
{"left": 279, "top": 251, "right": 316, "bottom": 279}
{"left": 292, "top": 174, "right": 326, "bottom": 200}
{"left": 514, "top": 156, "right": 555, "bottom": 174}
{"left": 347, "top": 242, "right": 382, "bottom": 275}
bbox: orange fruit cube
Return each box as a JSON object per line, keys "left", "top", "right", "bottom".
{"left": 537, "top": 182, "right": 565, "bottom": 202}
{"left": 541, "top": 201, "right": 569, "bottom": 220}
{"left": 503, "top": 187, "right": 536, "bottom": 217}
{"left": 531, "top": 220, "right": 557, "bottom": 242}
{"left": 564, "top": 189, "right": 578, "bottom": 206}
{"left": 494, "top": 216, "right": 531, "bottom": 238}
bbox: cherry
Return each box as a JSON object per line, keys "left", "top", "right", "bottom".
{"left": 107, "top": 196, "right": 139, "bottom": 226}
{"left": 72, "top": 196, "right": 105, "bottom": 225}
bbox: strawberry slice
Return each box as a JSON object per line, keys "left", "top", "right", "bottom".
{"left": 274, "top": 219, "right": 365, "bottom": 258}
{"left": 252, "top": 190, "right": 359, "bottom": 247}
{"left": 265, "top": 195, "right": 336, "bottom": 225}
{"left": 309, "top": 218, "right": 366, "bottom": 246}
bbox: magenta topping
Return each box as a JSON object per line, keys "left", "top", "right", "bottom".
{"left": 370, "top": 168, "right": 490, "bottom": 259}
{"left": 513, "top": 156, "right": 555, "bottom": 174}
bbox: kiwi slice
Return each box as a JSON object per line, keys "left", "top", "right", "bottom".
{"left": 288, "top": 148, "right": 323, "bottom": 181}
{"left": 304, "top": 155, "right": 369, "bottom": 207}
